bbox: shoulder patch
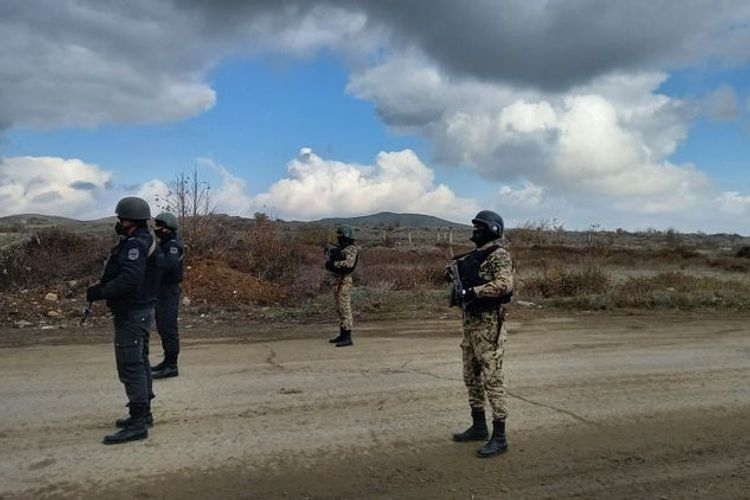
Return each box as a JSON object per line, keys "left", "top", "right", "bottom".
{"left": 128, "top": 248, "right": 140, "bottom": 260}
{"left": 170, "top": 246, "right": 179, "bottom": 254}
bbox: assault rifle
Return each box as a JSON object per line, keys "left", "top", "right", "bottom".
{"left": 324, "top": 229, "right": 339, "bottom": 271}
{"left": 448, "top": 259, "right": 467, "bottom": 310}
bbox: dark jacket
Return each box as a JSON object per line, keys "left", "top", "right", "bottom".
{"left": 157, "top": 232, "right": 184, "bottom": 286}
{"left": 99, "top": 225, "right": 160, "bottom": 314}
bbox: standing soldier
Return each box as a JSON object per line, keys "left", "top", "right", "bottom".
{"left": 324, "top": 225, "right": 359, "bottom": 347}
{"left": 151, "top": 212, "right": 184, "bottom": 379}
{"left": 446, "top": 210, "right": 514, "bottom": 458}
{"left": 86, "top": 197, "right": 160, "bottom": 444}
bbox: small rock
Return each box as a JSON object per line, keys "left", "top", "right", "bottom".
{"left": 14, "top": 320, "right": 33, "bottom": 328}
{"left": 41, "top": 325, "right": 55, "bottom": 330}
{"left": 44, "top": 293, "right": 58, "bottom": 302}
{"left": 47, "top": 310, "right": 63, "bottom": 318}
{"left": 68, "top": 280, "right": 78, "bottom": 287}
{"left": 182, "top": 296, "right": 191, "bottom": 306}
{"left": 516, "top": 300, "right": 539, "bottom": 308}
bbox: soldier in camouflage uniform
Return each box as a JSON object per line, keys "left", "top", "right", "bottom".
{"left": 324, "top": 225, "right": 359, "bottom": 347}
{"left": 446, "top": 210, "right": 514, "bottom": 458}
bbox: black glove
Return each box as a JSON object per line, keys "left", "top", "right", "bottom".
{"left": 86, "top": 284, "right": 104, "bottom": 302}
{"left": 460, "top": 288, "right": 477, "bottom": 303}
{"left": 443, "top": 268, "right": 453, "bottom": 282}
{"left": 325, "top": 261, "right": 334, "bottom": 272}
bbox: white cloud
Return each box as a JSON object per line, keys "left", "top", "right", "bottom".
{"left": 196, "top": 158, "right": 255, "bottom": 216}
{"left": 253, "top": 148, "right": 477, "bottom": 221}
{"left": 0, "top": 156, "right": 113, "bottom": 218}
{"left": 350, "top": 56, "right": 707, "bottom": 215}
{"left": 498, "top": 182, "right": 546, "bottom": 209}
{"left": 717, "top": 191, "right": 750, "bottom": 215}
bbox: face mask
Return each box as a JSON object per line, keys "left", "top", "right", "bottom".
{"left": 155, "top": 225, "right": 168, "bottom": 236}
{"left": 470, "top": 225, "right": 493, "bottom": 246}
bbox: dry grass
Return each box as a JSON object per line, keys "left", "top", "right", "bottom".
{"left": 3, "top": 222, "right": 750, "bottom": 322}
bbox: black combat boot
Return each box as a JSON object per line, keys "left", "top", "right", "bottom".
{"left": 152, "top": 364, "right": 178, "bottom": 379}
{"left": 476, "top": 419, "right": 508, "bottom": 457}
{"left": 115, "top": 402, "right": 154, "bottom": 428}
{"left": 329, "top": 326, "right": 345, "bottom": 344}
{"left": 104, "top": 403, "right": 149, "bottom": 445}
{"left": 452, "top": 408, "right": 488, "bottom": 442}
{"left": 152, "top": 353, "right": 178, "bottom": 379}
{"left": 335, "top": 329, "right": 353, "bottom": 347}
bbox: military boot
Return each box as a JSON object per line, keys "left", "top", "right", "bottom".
{"left": 329, "top": 326, "right": 345, "bottom": 344}
{"left": 452, "top": 408, "right": 488, "bottom": 442}
{"left": 476, "top": 419, "right": 508, "bottom": 457}
{"left": 335, "top": 329, "right": 353, "bottom": 347}
{"left": 104, "top": 403, "right": 149, "bottom": 445}
{"left": 115, "top": 403, "right": 154, "bottom": 428}
{"left": 152, "top": 364, "right": 178, "bottom": 379}
{"left": 152, "top": 353, "right": 179, "bottom": 379}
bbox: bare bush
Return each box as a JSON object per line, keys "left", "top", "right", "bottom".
{"left": 0, "top": 229, "right": 110, "bottom": 290}
{"left": 155, "top": 168, "right": 230, "bottom": 258}
{"left": 520, "top": 265, "right": 611, "bottom": 298}
{"left": 510, "top": 218, "right": 566, "bottom": 247}
{"left": 355, "top": 247, "right": 446, "bottom": 291}
{"left": 246, "top": 214, "right": 301, "bottom": 284}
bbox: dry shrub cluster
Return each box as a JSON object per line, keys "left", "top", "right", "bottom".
{"left": 356, "top": 247, "right": 446, "bottom": 290}
{"left": 512, "top": 244, "right": 703, "bottom": 268}
{"left": 180, "top": 215, "right": 234, "bottom": 259}
{"left": 0, "top": 229, "right": 110, "bottom": 290}
{"left": 520, "top": 265, "right": 611, "bottom": 298}
{"left": 612, "top": 272, "right": 750, "bottom": 310}
{"left": 244, "top": 215, "right": 301, "bottom": 284}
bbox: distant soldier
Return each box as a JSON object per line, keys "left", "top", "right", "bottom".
{"left": 446, "top": 210, "right": 514, "bottom": 458}
{"left": 86, "top": 197, "right": 160, "bottom": 444}
{"left": 324, "top": 225, "right": 359, "bottom": 347}
{"left": 150, "top": 212, "right": 184, "bottom": 379}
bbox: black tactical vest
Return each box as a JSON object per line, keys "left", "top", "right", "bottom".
{"left": 456, "top": 244, "right": 512, "bottom": 312}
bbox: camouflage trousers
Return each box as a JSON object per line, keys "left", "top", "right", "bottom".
{"left": 461, "top": 307, "right": 508, "bottom": 420}
{"left": 333, "top": 275, "right": 354, "bottom": 330}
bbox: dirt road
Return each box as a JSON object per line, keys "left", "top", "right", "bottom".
{"left": 1, "top": 312, "right": 749, "bottom": 499}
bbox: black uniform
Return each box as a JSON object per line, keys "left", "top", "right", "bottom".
{"left": 155, "top": 232, "right": 183, "bottom": 367}
{"left": 98, "top": 225, "right": 160, "bottom": 404}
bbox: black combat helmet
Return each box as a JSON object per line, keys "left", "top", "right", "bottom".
{"left": 337, "top": 225, "right": 354, "bottom": 241}
{"left": 471, "top": 210, "right": 504, "bottom": 238}
{"left": 154, "top": 212, "right": 179, "bottom": 231}
{"left": 115, "top": 196, "right": 151, "bottom": 220}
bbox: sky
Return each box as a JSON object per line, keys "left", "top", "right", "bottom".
{"left": 1, "top": 0, "right": 750, "bottom": 233}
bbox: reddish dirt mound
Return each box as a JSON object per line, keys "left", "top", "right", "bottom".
{"left": 183, "top": 258, "right": 285, "bottom": 307}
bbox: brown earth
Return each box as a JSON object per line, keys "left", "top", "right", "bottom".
{"left": 1, "top": 311, "right": 749, "bottom": 499}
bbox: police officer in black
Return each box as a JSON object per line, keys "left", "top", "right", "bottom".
{"left": 86, "top": 196, "right": 160, "bottom": 445}
{"left": 151, "top": 212, "right": 184, "bottom": 379}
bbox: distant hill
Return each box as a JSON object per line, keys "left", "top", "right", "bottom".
{"left": 0, "top": 214, "right": 116, "bottom": 234}
{"left": 311, "top": 212, "right": 470, "bottom": 229}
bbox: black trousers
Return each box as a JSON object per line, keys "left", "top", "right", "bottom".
{"left": 155, "top": 284, "right": 180, "bottom": 361}
{"left": 113, "top": 308, "right": 154, "bottom": 404}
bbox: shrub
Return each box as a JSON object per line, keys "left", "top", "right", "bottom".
{"left": 245, "top": 217, "right": 301, "bottom": 284}
{"left": 0, "top": 229, "right": 110, "bottom": 290}
{"left": 520, "top": 265, "right": 611, "bottom": 298}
